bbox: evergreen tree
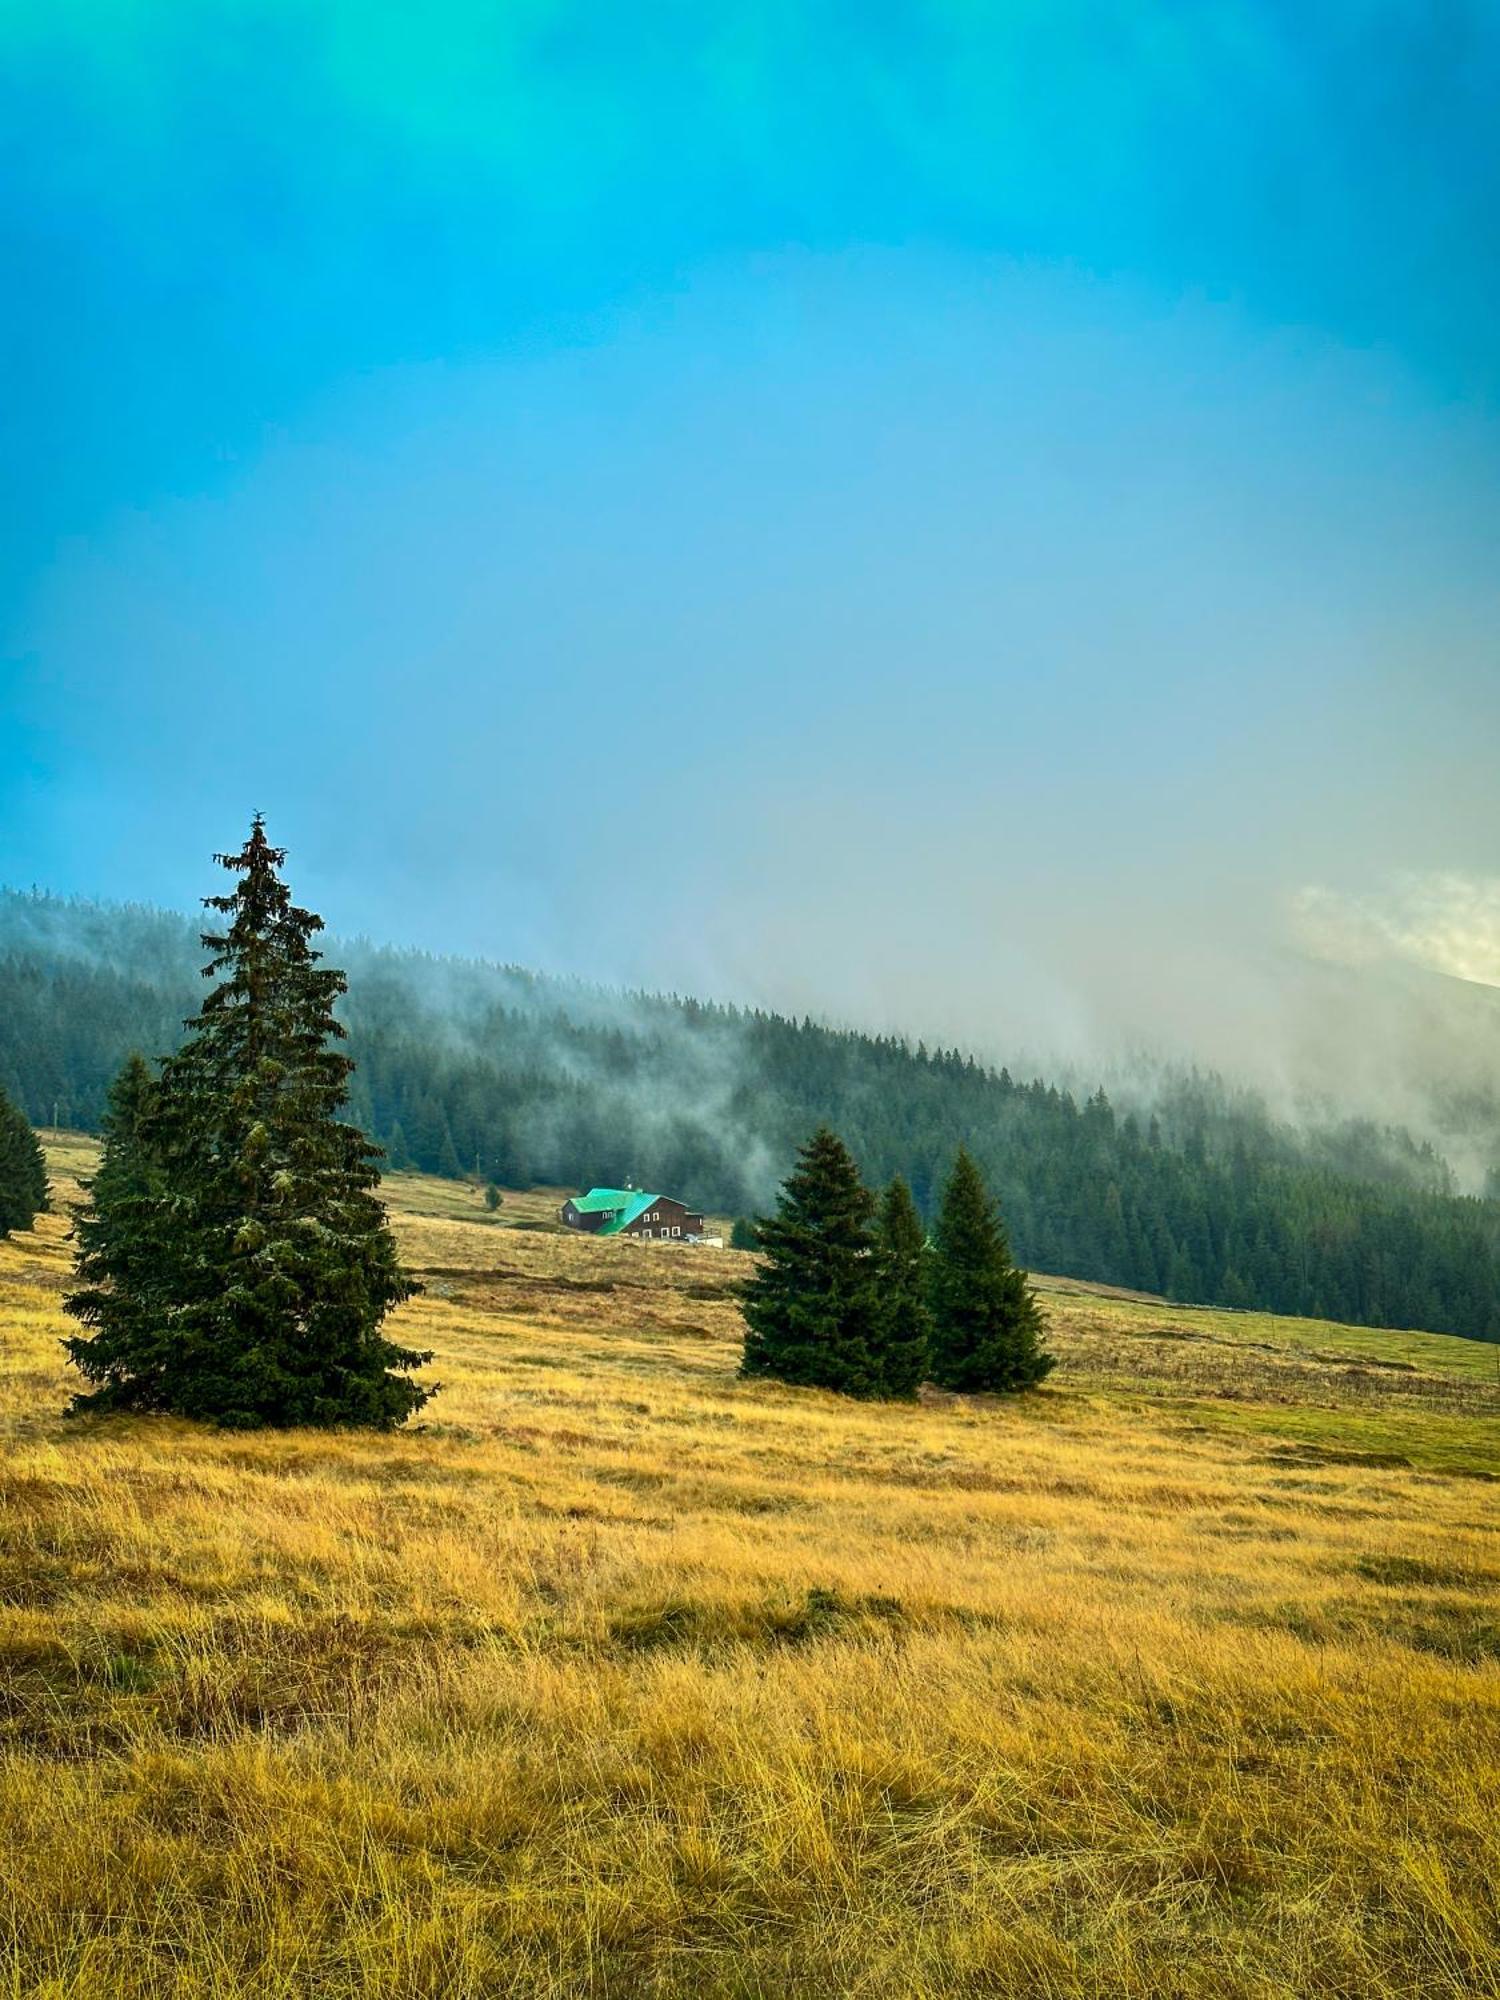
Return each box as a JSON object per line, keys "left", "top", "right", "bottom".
{"left": 740, "top": 1127, "right": 886, "bottom": 1397}
{"left": 0, "top": 1084, "right": 47, "bottom": 1236}
{"left": 928, "top": 1147, "right": 1054, "bottom": 1393}
{"left": 65, "top": 820, "right": 431, "bottom": 1427}
{"left": 729, "top": 1215, "right": 759, "bottom": 1250}
{"left": 875, "top": 1176, "right": 931, "bottom": 1397}
{"left": 61, "top": 1054, "right": 171, "bottom": 1388}
{"left": 436, "top": 1123, "right": 465, "bottom": 1181}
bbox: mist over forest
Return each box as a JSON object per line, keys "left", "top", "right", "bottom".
{"left": 4, "top": 885, "right": 1498, "bottom": 1343}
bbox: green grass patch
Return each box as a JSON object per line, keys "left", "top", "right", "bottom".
{"left": 1168, "top": 1396, "right": 1500, "bottom": 1481}
{"left": 1088, "top": 1291, "right": 1500, "bottom": 1382}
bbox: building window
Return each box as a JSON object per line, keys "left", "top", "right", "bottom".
{"left": 671, "top": 1225, "right": 680, "bottom": 1237}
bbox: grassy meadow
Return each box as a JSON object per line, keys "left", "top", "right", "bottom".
{"left": 2, "top": 1134, "right": 1498, "bottom": 1998}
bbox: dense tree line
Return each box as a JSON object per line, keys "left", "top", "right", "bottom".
{"left": 3, "top": 889, "right": 1499, "bottom": 1340}
{"left": 742, "top": 1130, "right": 1051, "bottom": 1399}
{"left": 0, "top": 1084, "right": 46, "bottom": 1238}
{"left": 63, "top": 828, "right": 429, "bottom": 1428}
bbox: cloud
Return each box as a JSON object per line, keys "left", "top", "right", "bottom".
{"left": 1293, "top": 874, "right": 1500, "bottom": 989}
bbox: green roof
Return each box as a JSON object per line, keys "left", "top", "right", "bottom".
{"left": 596, "top": 1191, "right": 658, "bottom": 1236}
{"left": 569, "top": 1187, "right": 663, "bottom": 1235}
{"left": 569, "top": 1188, "right": 640, "bottom": 1214}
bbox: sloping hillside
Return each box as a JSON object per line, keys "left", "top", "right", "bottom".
{"left": 4, "top": 890, "right": 1500, "bottom": 1339}
{"left": 1, "top": 1137, "right": 1496, "bottom": 1998}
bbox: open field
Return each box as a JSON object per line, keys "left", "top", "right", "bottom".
{"left": 2, "top": 1136, "right": 1498, "bottom": 1997}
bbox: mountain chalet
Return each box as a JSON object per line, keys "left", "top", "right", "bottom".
{"left": 560, "top": 1188, "right": 708, "bottom": 1242}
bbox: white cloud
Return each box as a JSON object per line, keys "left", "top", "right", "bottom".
{"left": 1293, "top": 873, "right": 1500, "bottom": 989}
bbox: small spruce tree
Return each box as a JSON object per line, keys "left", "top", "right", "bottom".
{"left": 739, "top": 1127, "right": 885, "bottom": 1397}
{"left": 65, "top": 819, "right": 432, "bottom": 1428}
{"left": 876, "top": 1176, "right": 932, "bottom": 1397}
{"left": 928, "top": 1147, "right": 1053, "bottom": 1393}
{"left": 0, "top": 1085, "right": 47, "bottom": 1236}
{"left": 62, "top": 1054, "right": 173, "bottom": 1395}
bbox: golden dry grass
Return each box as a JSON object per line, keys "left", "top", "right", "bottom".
{"left": 1, "top": 1136, "right": 1497, "bottom": 1997}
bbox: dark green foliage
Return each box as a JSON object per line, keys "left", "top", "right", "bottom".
{"left": 740, "top": 1128, "right": 887, "bottom": 1397}
{"left": 61, "top": 1053, "right": 170, "bottom": 1387}
{"left": 928, "top": 1147, "right": 1054, "bottom": 1393}
{"left": 876, "top": 1177, "right": 931, "bottom": 1397}
{"left": 483, "top": 1182, "right": 503, "bottom": 1212}
{"left": 729, "top": 1215, "right": 759, "bottom": 1251}
{"left": 5, "top": 888, "right": 1500, "bottom": 1342}
{"left": 0, "top": 1083, "right": 47, "bottom": 1236}
{"left": 63, "top": 824, "right": 430, "bottom": 1429}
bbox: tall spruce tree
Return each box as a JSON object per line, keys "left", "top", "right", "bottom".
{"left": 0, "top": 1085, "right": 47, "bottom": 1236}
{"left": 876, "top": 1176, "right": 932, "bottom": 1397}
{"left": 64, "top": 820, "right": 431, "bottom": 1427}
{"left": 740, "top": 1127, "right": 887, "bottom": 1397}
{"left": 928, "top": 1146, "right": 1054, "bottom": 1392}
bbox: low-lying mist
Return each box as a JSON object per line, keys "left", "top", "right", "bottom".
{"left": 7, "top": 880, "right": 1500, "bottom": 1339}
{"left": 2, "top": 875, "right": 1498, "bottom": 1198}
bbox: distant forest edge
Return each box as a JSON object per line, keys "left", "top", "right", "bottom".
{"left": 2, "top": 888, "right": 1498, "bottom": 1342}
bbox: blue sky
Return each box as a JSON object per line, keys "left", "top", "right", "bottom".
{"left": 3, "top": 3, "right": 1498, "bottom": 1055}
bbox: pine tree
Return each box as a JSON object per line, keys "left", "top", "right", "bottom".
{"left": 740, "top": 1127, "right": 886, "bottom": 1397}
{"left": 928, "top": 1146, "right": 1053, "bottom": 1393}
{"left": 65, "top": 819, "right": 432, "bottom": 1427}
{"left": 61, "top": 1054, "right": 172, "bottom": 1395}
{"left": 875, "top": 1176, "right": 931, "bottom": 1397}
{"left": 0, "top": 1084, "right": 47, "bottom": 1236}
{"left": 436, "top": 1122, "right": 465, "bottom": 1182}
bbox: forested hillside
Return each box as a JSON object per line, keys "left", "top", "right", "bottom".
{"left": 3, "top": 888, "right": 1498, "bottom": 1339}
